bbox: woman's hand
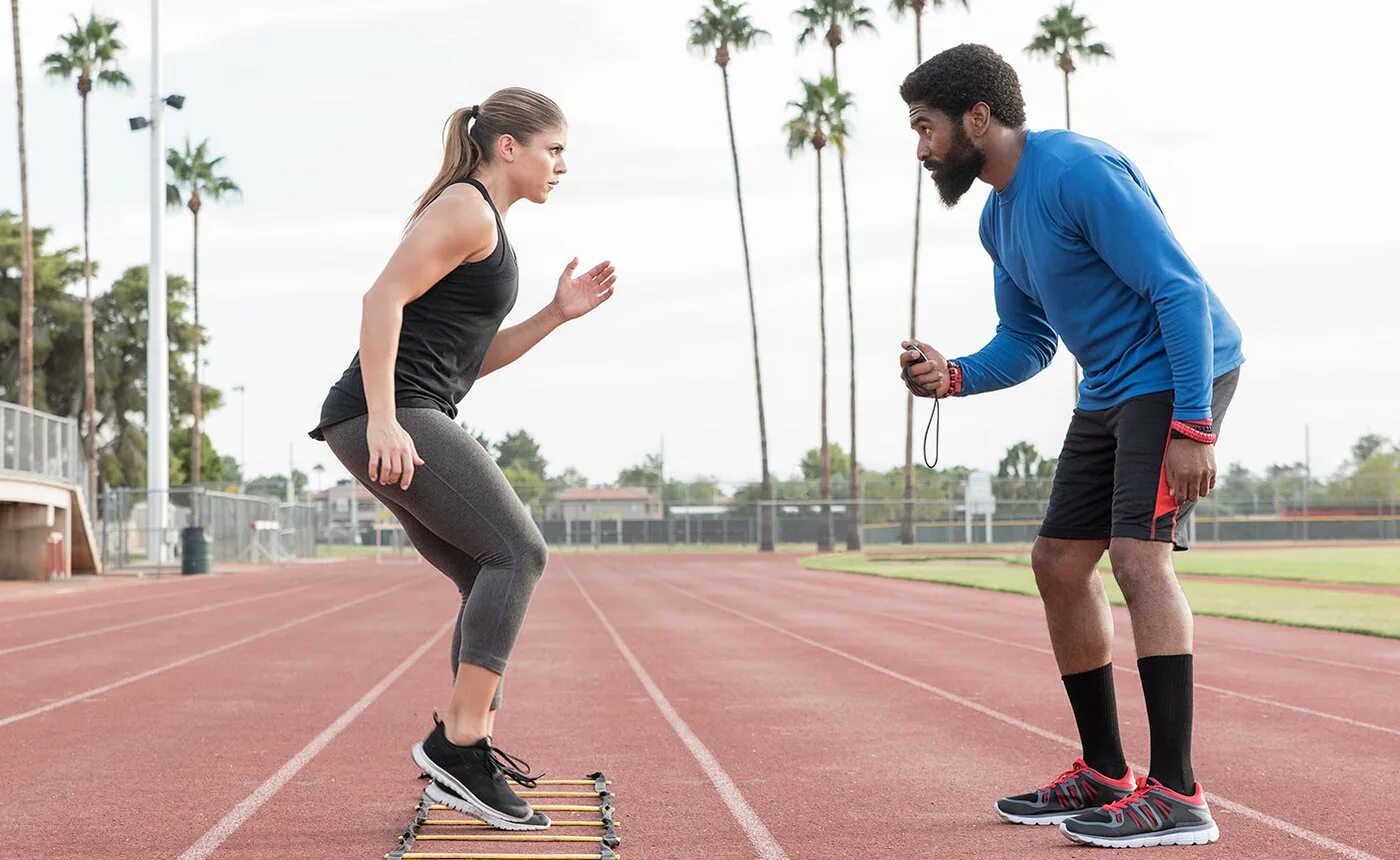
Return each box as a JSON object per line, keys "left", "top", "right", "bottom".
{"left": 366, "top": 415, "right": 425, "bottom": 490}
{"left": 551, "top": 257, "right": 617, "bottom": 322}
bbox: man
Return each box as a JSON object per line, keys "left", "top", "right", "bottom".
{"left": 898, "top": 44, "right": 1243, "bottom": 849}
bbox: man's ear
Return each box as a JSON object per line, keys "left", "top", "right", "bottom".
{"left": 966, "top": 102, "right": 992, "bottom": 139}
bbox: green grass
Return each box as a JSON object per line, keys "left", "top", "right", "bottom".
{"left": 1168, "top": 546, "right": 1400, "bottom": 586}
{"left": 901, "top": 544, "right": 1400, "bottom": 588}
{"left": 802, "top": 553, "right": 1400, "bottom": 639}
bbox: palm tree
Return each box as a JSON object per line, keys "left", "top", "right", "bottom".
{"left": 787, "top": 76, "right": 850, "bottom": 553}
{"left": 9, "top": 0, "right": 34, "bottom": 408}
{"left": 687, "top": 1, "right": 777, "bottom": 552}
{"left": 889, "top": 0, "right": 968, "bottom": 545}
{"left": 795, "top": 0, "right": 874, "bottom": 550}
{"left": 166, "top": 139, "right": 240, "bottom": 490}
{"left": 1026, "top": 1, "right": 1111, "bottom": 397}
{"left": 43, "top": 12, "right": 132, "bottom": 503}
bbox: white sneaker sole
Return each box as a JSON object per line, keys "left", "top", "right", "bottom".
{"left": 995, "top": 804, "right": 1080, "bottom": 825}
{"left": 1059, "top": 821, "right": 1220, "bottom": 848}
{"left": 412, "top": 742, "right": 550, "bottom": 831}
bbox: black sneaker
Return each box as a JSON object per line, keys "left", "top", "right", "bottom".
{"left": 410, "top": 714, "right": 550, "bottom": 831}
{"left": 995, "top": 758, "right": 1138, "bottom": 825}
{"left": 1060, "top": 776, "right": 1220, "bottom": 848}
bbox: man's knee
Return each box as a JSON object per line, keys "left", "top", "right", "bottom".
{"left": 1108, "top": 538, "right": 1173, "bottom": 601}
{"left": 1031, "top": 537, "right": 1107, "bottom": 600}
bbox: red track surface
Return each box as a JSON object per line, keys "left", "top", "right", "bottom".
{"left": 2, "top": 553, "right": 1396, "bottom": 859}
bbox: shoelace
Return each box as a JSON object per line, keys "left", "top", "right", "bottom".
{"left": 1038, "top": 760, "right": 1089, "bottom": 794}
{"left": 484, "top": 740, "right": 541, "bottom": 789}
{"left": 1103, "top": 778, "right": 1154, "bottom": 813}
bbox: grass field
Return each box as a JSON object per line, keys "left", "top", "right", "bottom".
{"left": 802, "top": 545, "right": 1400, "bottom": 639}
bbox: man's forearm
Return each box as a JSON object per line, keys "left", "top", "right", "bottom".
{"left": 479, "top": 303, "right": 565, "bottom": 377}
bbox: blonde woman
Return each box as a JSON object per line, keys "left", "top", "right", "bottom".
{"left": 310, "top": 88, "right": 615, "bottom": 829}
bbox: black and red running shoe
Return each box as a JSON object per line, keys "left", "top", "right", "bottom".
{"left": 995, "top": 759, "right": 1137, "bottom": 825}
{"left": 1060, "top": 776, "right": 1220, "bottom": 848}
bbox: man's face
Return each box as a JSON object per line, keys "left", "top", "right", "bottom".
{"left": 909, "top": 103, "right": 986, "bottom": 208}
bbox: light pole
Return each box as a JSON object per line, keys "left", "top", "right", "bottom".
{"left": 128, "top": 0, "right": 184, "bottom": 561}
{"left": 232, "top": 383, "right": 246, "bottom": 493}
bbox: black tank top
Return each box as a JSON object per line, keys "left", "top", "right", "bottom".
{"left": 309, "top": 178, "right": 519, "bottom": 440}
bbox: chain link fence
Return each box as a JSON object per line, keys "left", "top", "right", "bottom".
{"left": 99, "top": 487, "right": 318, "bottom": 570}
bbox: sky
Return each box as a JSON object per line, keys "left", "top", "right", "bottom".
{"left": 3, "top": 0, "right": 1397, "bottom": 492}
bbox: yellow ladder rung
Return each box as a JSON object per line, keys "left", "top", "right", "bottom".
{"left": 517, "top": 790, "right": 607, "bottom": 798}
{"left": 428, "top": 805, "right": 606, "bottom": 814}
{"left": 536, "top": 779, "right": 612, "bottom": 786}
{"left": 421, "top": 819, "right": 614, "bottom": 828}
{"left": 412, "top": 835, "right": 602, "bottom": 843}
{"left": 397, "top": 856, "right": 608, "bottom": 860}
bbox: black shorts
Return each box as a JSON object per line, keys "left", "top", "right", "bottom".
{"left": 1039, "top": 368, "right": 1240, "bottom": 551}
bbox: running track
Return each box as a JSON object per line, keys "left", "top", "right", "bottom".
{"left": 2, "top": 554, "right": 1396, "bottom": 859}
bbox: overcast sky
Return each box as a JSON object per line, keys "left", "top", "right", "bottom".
{"left": 4, "top": 0, "right": 1396, "bottom": 491}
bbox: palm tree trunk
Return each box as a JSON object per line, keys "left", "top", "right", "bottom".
{"left": 191, "top": 209, "right": 202, "bottom": 497}
{"left": 721, "top": 66, "right": 774, "bottom": 552}
{"left": 902, "top": 8, "right": 926, "bottom": 546}
{"left": 816, "top": 147, "right": 833, "bottom": 553}
{"left": 81, "top": 91, "right": 98, "bottom": 504}
{"left": 10, "top": 0, "right": 35, "bottom": 408}
{"left": 1063, "top": 68, "right": 1081, "bottom": 400}
{"left": 829, "top": 44, "right": 860, "bottom": 552}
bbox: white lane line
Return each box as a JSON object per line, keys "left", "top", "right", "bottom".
{"left": 176, "top": 619, "right": 451, "bottom": 860}
{"left": 0, "top": 582, "right": 319, "bottom": 657}
{"left": 0, "top": 580, "right": 412, "bottom": 728}
{"left": 0, "top": 579, "right": 252, "bottom": 623}
{"left": 742, "top": 569, "right": 1400, "bottom": 737}
{"left": 660, "top": 580, "right": 1384, "bottom": 860}
{"left": 565, "top": 562, "right": 790, "bottom": 860}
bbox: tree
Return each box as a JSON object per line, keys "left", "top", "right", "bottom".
{"left": 1352, "top": 433, "right": 1390, "bottom": 466}
{"left": 90, "top": 265, "right": 223, "bottom": 490}
{"left": 795, "top": 0, "right": 874, "bottom": 550}
{"left": 786, "top": 76, "right": 850, "bottom": 551}
{"left": 166, "top": 138, "right": 241, "bottom": 491}
{"left": 0, "top": 213, "right": 83, "bottom": 412}
{"left": 1026, "top": 1, "right": 1111, "bottom": 398}
{"left": 495, "top": 429, "right": 548, "bottom": 476}
{"left": 8, "top": 0, "right": 36, "bottom": 407}
{"left": 43, "top": 11, "right": 132, "bottom": 502}
{"left": 801, "top": 442, "right": 850, "bottom": 484}
{"left": 889, "top": 0, "right": 968, "bottom": 544}
{"left": 617, "top": 453, "right": 664, "bottom": 490}
{"left": 688, "top": 0, "right": 776, "bottom": 551}
{"left": 245, "top": 470, "right": 307, "bottom": 502}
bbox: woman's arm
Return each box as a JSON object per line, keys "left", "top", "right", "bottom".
{"left": 360, "top": 189, "right": 495, "bottom": 487}
{"left": 478, "top": 257, "right": 616, "bottom": 377}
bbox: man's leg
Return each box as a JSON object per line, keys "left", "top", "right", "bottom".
{"left": 1032, "top": 536, "right": 1126, "bottom": 779}
{"left": 1110, "top": 536, "right": 1195, "bottom": 794}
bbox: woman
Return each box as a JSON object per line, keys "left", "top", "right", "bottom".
{"left": 309, "top": 87, "right": 616, "bottom": 830}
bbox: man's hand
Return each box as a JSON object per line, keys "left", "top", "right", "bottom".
{"left": 1164, "top": 437, "right": 1216, "bottom": 503}
{"left": 900, "top": 339, "right": 950, "bottom": 398}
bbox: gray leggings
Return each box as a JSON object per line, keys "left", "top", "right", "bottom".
{"left": 322, "top": 408, "right": 548, "bottom": 710}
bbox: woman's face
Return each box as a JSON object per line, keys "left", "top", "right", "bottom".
{"left": 507, "top": 124, "right": 568, "bottom": 204}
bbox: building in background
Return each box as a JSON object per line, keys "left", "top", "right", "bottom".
{"left": 314, "top": 480, "right": 389, "bottom": 543}
{"left": 545, "top": 487, "right": 662, "bottom": 523}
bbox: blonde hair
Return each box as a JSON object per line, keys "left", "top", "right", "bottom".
{"left": 407, "top": 87, "right": 566, "bottom": 228}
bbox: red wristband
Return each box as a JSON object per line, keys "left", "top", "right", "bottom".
{"left": 1170, "top": 419, "right": 1216, "bottom": 445}
{"left": 942, "top": 361, "right": 963, "bottom": 398}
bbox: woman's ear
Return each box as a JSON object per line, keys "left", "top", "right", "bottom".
{"left": 497, "top": 133, "right": 518, "bottom": 163}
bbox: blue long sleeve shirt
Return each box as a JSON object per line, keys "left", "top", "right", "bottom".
{"left": 954, "top": 130, "right": 1244, "bottom": 421}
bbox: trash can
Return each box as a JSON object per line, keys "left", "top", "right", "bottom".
{"left": 181, "top": 526, "right": 213, "bottom": 575}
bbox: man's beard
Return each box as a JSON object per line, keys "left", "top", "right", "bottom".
{"left": 926, "top": 124, "right": 986, "bottom": 208}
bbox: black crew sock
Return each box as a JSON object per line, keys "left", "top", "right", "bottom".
{"left": 1061, "top": 663, "right": 1129, "bottom": 780}
{"left": 1138, "top": 653, "right": 1196, "bottom": 795}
